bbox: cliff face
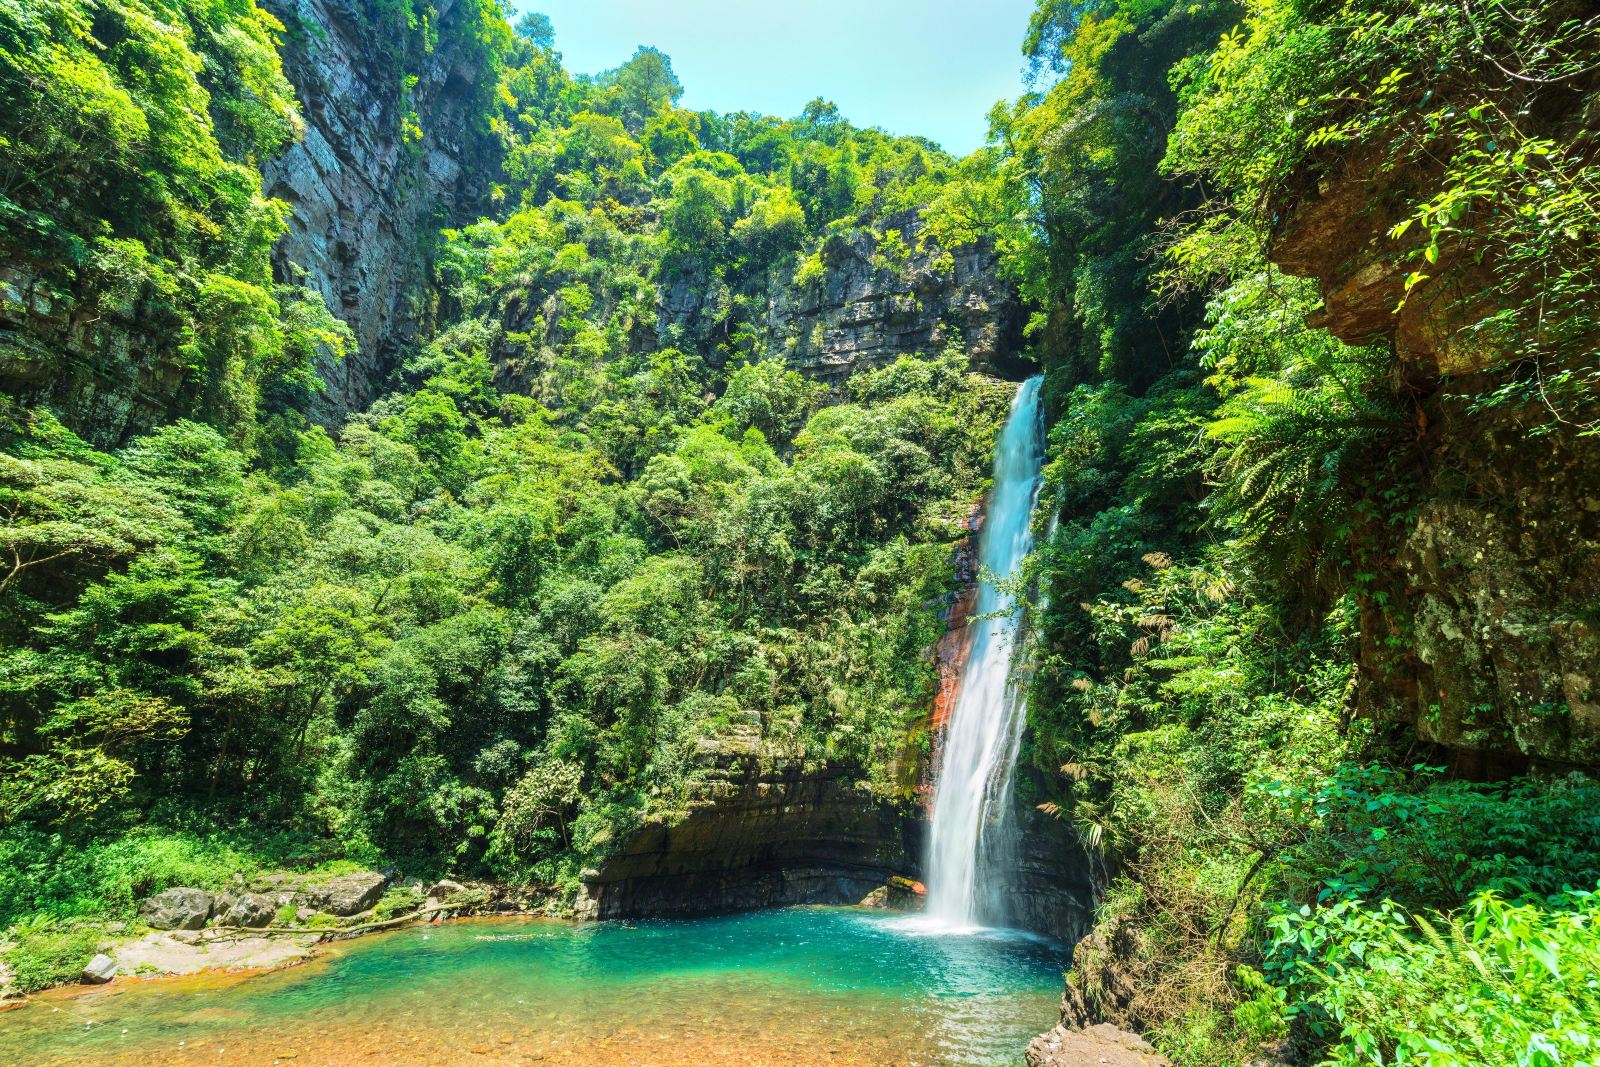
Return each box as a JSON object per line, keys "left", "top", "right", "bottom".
{"left": 575, "top": 738, "right": 915, "bottom": 919}
{"left": 768, "top": 210, "right": 1026, "bottom": 382}
{"left": 653, "top": 208, "right": 1026, "bottom": 384}
{"left": 0, "top": 0, "right": 490, "bottom": 443}
{"left": 0, "top": 265, "right": 188, "bottom": 448}
{"left": 1272, "top": 141, "right": 1600, "bottom": 772}
{"left": 262, "top": 0, "right": 494, "bottom": 421}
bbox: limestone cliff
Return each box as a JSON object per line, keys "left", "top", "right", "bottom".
{"left": 263, "top": 0, "right": 496, "bottom": 421}
{"left": 653, "top": 208, "right": 1026, "bottom": 384}
{"left": 575, "top": 736, "right": 914, "bottom": 920}
{"left": 1272, "top": 133, "right": 1600, "bottom": 771}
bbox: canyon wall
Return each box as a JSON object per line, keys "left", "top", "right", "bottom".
{"left": 262, "top": 0, "right": 495, "bottom": 421}
{"left": 576, "top": 736, "right": 915, "bottom": 920}
{"left": 1272, "top": 125, "right": 1600, "bottom": 772}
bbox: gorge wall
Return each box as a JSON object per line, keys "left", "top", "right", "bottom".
{"left": 1272, "top": 119, "right": 1600, "bottom": 772}
{"left": 499, "top": 206, "right": 1027, "bottom": 403}
{"left": 262, "top": 0, "right": 496, "bottom": 421}
{"left": 575, "top": 736, "right": 916, "bottom": 920}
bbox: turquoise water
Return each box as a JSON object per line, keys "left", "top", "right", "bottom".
{"left": 0, "top": 907, "right": 1068, "bottom": 1066}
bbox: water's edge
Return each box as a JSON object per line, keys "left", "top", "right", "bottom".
{"left": 1, "top": 908, "right": 1071, "bottom": 1067}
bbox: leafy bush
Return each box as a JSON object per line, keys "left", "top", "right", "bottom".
{"left": 2, "top": 916, "right": 102, "bottom": 993}
{"left": 1266, "top": 890, "right": 1600, "bottom": 1066}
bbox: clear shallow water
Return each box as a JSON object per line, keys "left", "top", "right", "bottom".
{"left": 0, "top": 907, "right": 1067, "bottom": 1067}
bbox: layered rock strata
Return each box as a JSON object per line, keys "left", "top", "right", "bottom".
{"left": 262, "top": 0, "right": 493, "bottom": 420}
{"left": 0, "top": 265, "right": 189, "bottom": 448}
{"left": 575, "top": 738, "right": 915, "bottom": 920}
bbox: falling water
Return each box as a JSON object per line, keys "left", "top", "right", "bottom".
{"left": 924, "top": 375, "right": 1045, "bottom": 930}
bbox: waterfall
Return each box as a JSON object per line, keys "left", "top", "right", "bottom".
{"left": 924, "top": 374, "right": 1045, "bottom": 930}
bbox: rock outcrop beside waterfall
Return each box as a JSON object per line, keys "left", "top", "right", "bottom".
{"left": 763, "top": 209, "right": 1025, "bottom": 382}
{"left": 575, "top": 734, "right": 915, "bottom": 919}
{"left": 1266, "top": 105, "right": 1600, "bottom": 771}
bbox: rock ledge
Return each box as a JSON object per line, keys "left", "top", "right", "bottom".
{"left": 1027, "top": 1022, "right": 1170, "bottom": 1067}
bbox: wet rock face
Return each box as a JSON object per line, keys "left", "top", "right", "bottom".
{"left": 991, "top": 817, "right": 1096, "bottom": 945}
{"left": 262, "top": 0, "right": 493, "bottom": 421}
{"left": 1369, "top": 438, "right": 1600, "bottom": 769}
{"left": 1270, "top": 140, "right": 1600, "bottom": 771}
{"left": 767, "top": 210, "right": 1025, "bottom": 383}
{"left": 576, "top": 744, "right": 915, "bottom": 920}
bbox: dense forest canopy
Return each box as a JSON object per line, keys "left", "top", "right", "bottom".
{"left": 0, "top": 0, "right": 1011, "bottom": 890}
{"left": 3, "top": 0, "right": 1600, "bottom": 1063}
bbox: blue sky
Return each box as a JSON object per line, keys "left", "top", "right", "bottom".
{"left": 516, "top": 0, "right": 1039, "bottom": 156}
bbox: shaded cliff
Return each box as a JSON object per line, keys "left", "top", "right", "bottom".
{"left": 1271, "top": 111, "right": 1600, "bottom": 771}
{"left": 0, "top": 263, "right": 190, "bottom": 448}
{"left": 575, "top": 737, "right": 915, "bottom": 920}
{"left": 263, "top": 0, "right": 499, "bottom": 420}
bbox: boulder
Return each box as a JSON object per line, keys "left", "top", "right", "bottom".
{"left": 425, "top": 879, "right": 467, "bottom": 903}
{"left": 81, "top": 953, "right": 118, "bottom": 984}
{"left": 138, "top": 887, "right": 214, "bottom": 930}
{"left": 299, "top": 871, "right": 388, "bottom": 916}
{"left": 857, "top": 886, "right": 889, "bottom": 908}
{"left": 222, "top": 892, "right": 277, "bottom": 928}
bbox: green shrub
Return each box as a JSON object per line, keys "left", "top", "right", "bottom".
{"left": 1266, "top": 889, "right": 1600, "bottom": 1066}
{"left": 2, "top": 917, "right": 103, "bottom": 993}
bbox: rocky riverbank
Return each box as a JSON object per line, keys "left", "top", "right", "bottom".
{"left": 0, "top": 858, "right": 937, "bottom": 1004}
{"left": 0, "top": 870, "right": 545, "bottom": 1002}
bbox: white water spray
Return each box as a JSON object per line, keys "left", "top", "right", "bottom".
{"left": 923, "top": 375, "right": 1045, "bottom": 930}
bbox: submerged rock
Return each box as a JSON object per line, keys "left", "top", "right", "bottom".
{"left": 300, "top": 872, "right": 388, "bottom": 916}
{"left": 138, "top": 887, "right": 214, "bottom": 930}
